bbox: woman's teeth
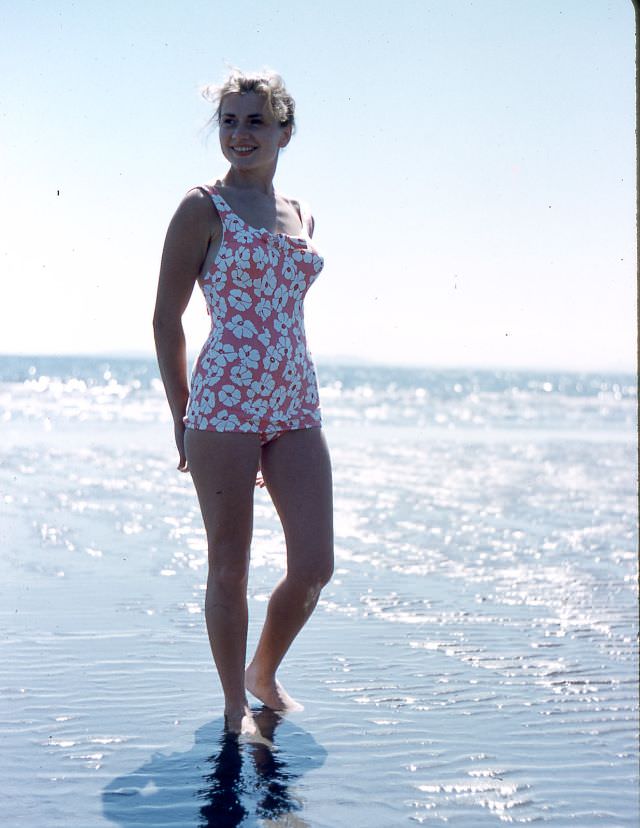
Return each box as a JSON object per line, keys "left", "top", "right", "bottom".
{"left": 233, "top": 146, "right": 256, "bottom": 153}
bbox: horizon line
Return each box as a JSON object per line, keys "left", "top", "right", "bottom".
{"left": 0, "top": 350, "right": 635, "bottom": 376}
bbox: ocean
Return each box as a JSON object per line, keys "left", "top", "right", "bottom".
{"left": 1, "top": 354, "right": 637, "bottom": 826}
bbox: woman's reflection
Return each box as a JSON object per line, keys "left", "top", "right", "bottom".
{"left": 103, "top": 709, "right": 325, "bottom": 828}
{"left": 198, "top": 708, "right": 311, "bottom": 827}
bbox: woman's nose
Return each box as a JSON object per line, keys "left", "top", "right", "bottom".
{"left": 232, "top": 124, "right": 251, "bottom": 141}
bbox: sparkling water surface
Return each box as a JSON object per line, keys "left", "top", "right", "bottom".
{"left": 1, "top": 355, "right": 637, "bottom": 826}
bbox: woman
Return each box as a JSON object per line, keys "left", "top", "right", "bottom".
{"left": 153, "top": 70, "right": 334, "bottom": 735}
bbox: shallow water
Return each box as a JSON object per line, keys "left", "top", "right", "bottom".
{"left": 1, "top": 357, "right": 637, "bottom": 826}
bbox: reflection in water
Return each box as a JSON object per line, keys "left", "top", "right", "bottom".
{"left": 197, "top": 730, "right": 248, "bottom": 826}
{"left": 198, "top": 709, "right": 308, "bottom": 826}
{"left": 250, "top": 714, "right": 304, "bottom": 821}
{"left": 103, "top": 710, "right": 325, "bottom": 827}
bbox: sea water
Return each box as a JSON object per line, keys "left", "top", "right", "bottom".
{"left": 1, "top": 355, "right": 637, "bottom": 826}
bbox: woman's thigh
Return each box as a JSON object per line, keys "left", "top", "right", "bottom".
{"left": 184, "top": 429, "right": 261, "bottom": 568}
{"left": 260, "top": 428, "right": 334, "bottom": 581}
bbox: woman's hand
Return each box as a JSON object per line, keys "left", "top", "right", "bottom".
{"left": 174, "top": 420, "right": 188, "bottom": 472}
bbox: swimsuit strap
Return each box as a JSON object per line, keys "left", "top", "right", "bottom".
{"left": 205, "top": 185, "right": 232, "bottom": 219}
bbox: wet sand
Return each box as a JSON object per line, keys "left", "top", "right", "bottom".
{"left": 1, "top": 406, "right": 638, "bottom": 826}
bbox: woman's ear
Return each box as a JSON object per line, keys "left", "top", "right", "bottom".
{"left": 279, "top": 124, "right": 293, "bottom": 149}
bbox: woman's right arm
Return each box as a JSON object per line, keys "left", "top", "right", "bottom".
{"left": 153, "top": 189, "right": 218, "bottom": 471}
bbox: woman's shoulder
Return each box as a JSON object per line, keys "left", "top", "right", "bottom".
{"left": 278, "top": 188, "right": 306, "bottom": 209}
{"left": 279, "top": 190, "right": 315, "bottom": 236}
{"left": 182, "top": 182, "right": 217, "bottom": 205}
{"left": 166, "top": 184, "right": 221, "bottom": 240}
{"left": 176, "top": 184, "right": 220, "bottom": 219}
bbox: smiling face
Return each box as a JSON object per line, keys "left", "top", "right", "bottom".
{"left": 219, "top": 91, "right": 292, "bottom": 170}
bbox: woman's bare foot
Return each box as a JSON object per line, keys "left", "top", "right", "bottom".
{"left": 224, "top": 704, "right": 258, "bottom": 736}
{"left": 245, "top": 664, "right": 304, "bottom": 712}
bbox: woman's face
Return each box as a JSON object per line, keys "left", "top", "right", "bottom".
{"left": 219, "top": 91, "right": 291, "bottom": 169}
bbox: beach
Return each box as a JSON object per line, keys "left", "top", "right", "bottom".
{"left": 1, "top": 356, "right": 637, "bottom": 826}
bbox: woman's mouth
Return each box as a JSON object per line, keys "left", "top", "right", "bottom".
{"left": 231, "top": 146, "right": 257, "bottom": 155}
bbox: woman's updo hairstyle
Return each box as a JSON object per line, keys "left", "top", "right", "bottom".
{"left": 201, "top": 68, "right": 296, "bottom": 133}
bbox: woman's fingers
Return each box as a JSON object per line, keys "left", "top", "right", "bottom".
{"left": 174, "top": 421, "right": 189, "bottom": 472}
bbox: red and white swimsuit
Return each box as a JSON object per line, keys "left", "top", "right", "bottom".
{"left": 184, "top": 184, "right": 324, "bottom": 441}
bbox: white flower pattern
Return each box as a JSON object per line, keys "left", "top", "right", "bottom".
{"left": 255, "top": 298, "right": 273, "bottom": 321}
{"left": 184, "top": 185, "right": 324, "bottom": 433}
{"left": 228, "top": 289, "right": 252, "bottom": 311}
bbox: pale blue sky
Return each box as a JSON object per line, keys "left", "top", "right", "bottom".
{"left": 1, "top": 0, "right": 636, "bottom": 370}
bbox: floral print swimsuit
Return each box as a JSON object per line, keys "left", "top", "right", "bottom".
{"left": 183, "top": 184, "right": 324, "bottom": 443}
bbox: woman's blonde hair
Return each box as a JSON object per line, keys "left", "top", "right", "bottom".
{"left": 201, "top": 68, "right": 296, "bottom": 132}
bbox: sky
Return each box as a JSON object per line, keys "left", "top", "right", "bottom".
{"left": 0, "top": 0, "right": 636, "bottom": 371}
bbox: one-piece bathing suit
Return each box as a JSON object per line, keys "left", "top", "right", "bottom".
{"left": 183, "top": 184, "right": 325, "bottom": 444}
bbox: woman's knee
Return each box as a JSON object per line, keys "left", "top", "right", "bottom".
{"left": 207, "top": 540, "right": 251, "bottom": 592}
{"left": 289, "top": 553, "right": 334, "bottom": 591}
{"left": 206, "top": 569, "right": 248, "bottom": 609}
{"left": 323, "top": 565, "right": 334, "bottom": 588}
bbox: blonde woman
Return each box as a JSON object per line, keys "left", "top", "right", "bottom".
{"left": 153, "top": 70, "right": 333, "bottom": 735}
